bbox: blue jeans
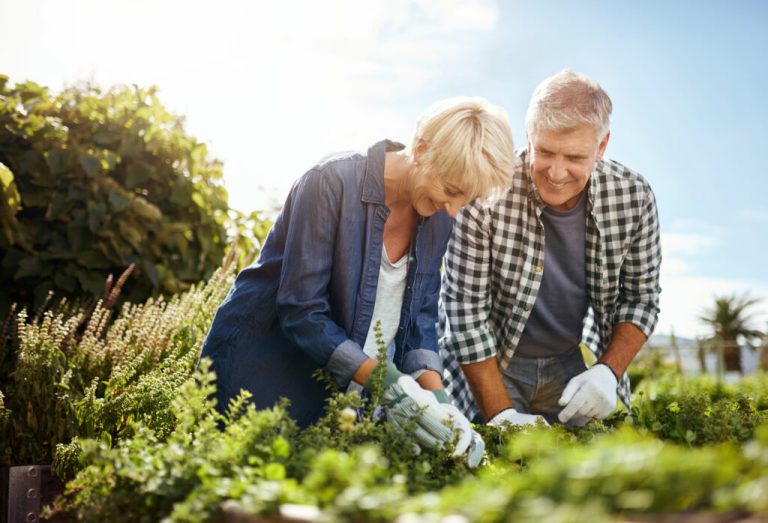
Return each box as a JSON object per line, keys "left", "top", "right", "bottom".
{"left": 501, "top": 348, "right": 588, "bottom": 425}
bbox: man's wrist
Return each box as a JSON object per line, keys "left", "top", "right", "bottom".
{"left": 595, "top": 361, "right": 620, "bottom": 381}
{"left": 488, "top": 407, "right": 515, "bottom": 422}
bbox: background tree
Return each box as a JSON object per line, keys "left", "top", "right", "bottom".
{"left": 0, "top": 75, "right": 268, "bottom": 316}
{"left": 699, "top": 294, "right": 765, "bottom": 373}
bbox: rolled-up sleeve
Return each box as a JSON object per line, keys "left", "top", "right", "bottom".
{"left": 614, "top": 183, "right": 661, "bottom": 337}
{"left": 275, "top": 169, "right": 366, "bottom": 387}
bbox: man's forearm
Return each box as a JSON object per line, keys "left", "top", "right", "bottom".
{"left": 460, "top": 357, "right": 513, "bottom": 420}
{"left": 599, "top": 322, "right": 648, "bottom": 378}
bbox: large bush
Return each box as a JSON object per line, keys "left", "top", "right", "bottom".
{"left": 0, "top": 75, "right": 265, "bottom": 315}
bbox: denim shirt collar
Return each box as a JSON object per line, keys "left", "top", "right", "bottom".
{"left": 361, "top": 139, "right": 406, "bottom": 204}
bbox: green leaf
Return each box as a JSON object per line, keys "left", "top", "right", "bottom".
{"left": 13, "top": 256, "right": 42, "bottom": 279}
{"left": 66, "top": 182, "right": 88, "bottom": 202}
{"left": 93, "top": 129, "right": 119, "bottom": 147}
{"left": 87, "top": 201, "right": 107, "bottom": 233}
{"left": 67, "top": 224, "right": 91, "bottom": 252}
{"left": 104, "top": 151, "right": 121, "bottom": 172}
{"left": 79, "top": 154, "right": 101, "bottom": 177}
{"left": 0, "top": 163, "right": 16, "bottom": 187}
{"left": 76, "top": 249, "right": 111, "bottom": 269}
{"left": 76, "top": 270, "right": 106, "bottom": 295}
{"left": 191, "top": 191, "right": 205, "bottom": 208}
{"left": 118, "top": 221, "right": 143, "bottom": 250}
{"left": 124, "top": 164, "right": 151, "bottom": 189}
{"left": 53, "top": 270, "right": 78, "bottom": 293}
{"left": 169, "top": 178, "right": 192, "bottom": 206}
{"left": 45, "top": 193, "right": 74, "bottom": 221}
{"left": 141, "top": 258, "right": 160, "bottom": 287}
{"left": 45, "top": 149, "right": 72, "bottom": 175}
{"left": 108, "top": 190, "right": 131, "bottom": 212}
{"left": 128, "top": 197, "right": 162, "bottom": 221}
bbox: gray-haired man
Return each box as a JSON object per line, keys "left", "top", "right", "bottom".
{"left": 440, "top": 70, "right": 661, "bottom": 426}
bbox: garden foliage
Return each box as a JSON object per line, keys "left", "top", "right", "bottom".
{"left": 0, "top": 254, "right": 766, "bottom": 521}
{"left": 0, "top": 251, "right": 237, "bottom": 467}
{"left": 0, "top": 75, "right": 270, "bottom": 316}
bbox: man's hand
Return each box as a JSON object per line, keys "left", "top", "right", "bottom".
{"left": 488, "top": 407, "right": 548, "bottom": 427}
{"left": 557, "top": 363, "right": 618, "bottom": 423}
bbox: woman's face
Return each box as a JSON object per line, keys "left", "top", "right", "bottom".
{"left": 410, "top": 167, "right": 469, "bottom": 218}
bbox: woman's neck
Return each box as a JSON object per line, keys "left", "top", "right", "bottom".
{"left": 383, "top": 150, "right": 416, "bottom": 210}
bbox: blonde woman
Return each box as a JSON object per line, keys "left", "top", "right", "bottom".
{"left": 201, "top": 98, "right": 515, "bottom": 466}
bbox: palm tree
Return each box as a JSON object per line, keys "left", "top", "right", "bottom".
{"left": 699, "top": 294, "right": 765, "bottom": 373}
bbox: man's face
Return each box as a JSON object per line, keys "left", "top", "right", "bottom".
{"left": 527, "top": 125, "right": 609, "bottom": 212}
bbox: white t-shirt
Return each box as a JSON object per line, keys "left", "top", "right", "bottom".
{"left": 347, "top": 246, "right": 408, "bottom": 393}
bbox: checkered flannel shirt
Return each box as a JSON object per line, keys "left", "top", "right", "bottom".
{"left": 439, "top": 149, "right": 662, "bottom": 419}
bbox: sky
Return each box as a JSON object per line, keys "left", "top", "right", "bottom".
{"left": 1, "top": 0, "right": 767, "bottom": 339}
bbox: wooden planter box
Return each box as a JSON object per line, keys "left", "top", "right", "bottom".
{"left": 0, "top": 466, "right": 65, "bottom": 523}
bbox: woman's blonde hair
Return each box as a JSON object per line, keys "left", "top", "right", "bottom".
{"left": 412, "top": 97, "right": 515, "bottom": 202}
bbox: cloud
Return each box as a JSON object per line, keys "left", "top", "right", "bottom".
{"left": 661, "top": 231, "right": 717, "bottom": 255}
{"left": 658, "top": 228, "right": 767, "bottom": 338}
{"left": 739, "top": 208, "right": 768, "bottom": 223}
{"left": 660, "top": 231, "right": 718, "bottom": 276}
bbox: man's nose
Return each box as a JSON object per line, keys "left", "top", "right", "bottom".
{"left": 548, "top": 157, "right": 568, "bottom": 181}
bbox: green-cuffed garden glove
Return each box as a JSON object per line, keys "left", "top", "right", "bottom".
{"left": 364, "top": 362, "right": 454, "bottom": 451}
{"left": 433, "top": 390, "right": 485, "bottom": 468}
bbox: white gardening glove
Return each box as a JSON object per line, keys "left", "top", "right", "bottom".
{"left": 488, "top": 407, "right": 549, "bottom": 428}
{"left": 432, "top": 390, "right": 484, "bottom": 467}
{"left": 367, "top": 364, "right": 455, "bottom": 451}
{"left": 557, "top": 363, "right": 618, "bottom": 423}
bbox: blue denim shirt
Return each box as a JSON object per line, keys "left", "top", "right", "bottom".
{"left": 200, "top": 140, "right": 452, "bottom": 426}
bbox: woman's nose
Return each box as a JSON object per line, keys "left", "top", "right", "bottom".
{"left": 444, "top": 197, "right": 464, "bottom": 217}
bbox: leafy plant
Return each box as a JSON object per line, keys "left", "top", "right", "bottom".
{"left": 0, "top": 75, "right": 271, "bottom": 316}
{"left": 0, "top": 253, "right": 237, "bottom": 467}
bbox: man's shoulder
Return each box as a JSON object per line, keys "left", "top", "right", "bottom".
{"left": 594, "top": 157, "right": 654, "bottom": 195}
{"left": 596, "top": 158, "right": 649, "bottom": 184}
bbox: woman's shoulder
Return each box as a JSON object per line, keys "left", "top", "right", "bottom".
{"left": 313, "top": 149, "right": 367, "bottom": 178}
{"left": 285, "top": 149, "right": 366, "bottom": 196}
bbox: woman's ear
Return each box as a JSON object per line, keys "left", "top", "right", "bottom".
{"left": 412, "top": 139, "right": 429, "bottom": 164}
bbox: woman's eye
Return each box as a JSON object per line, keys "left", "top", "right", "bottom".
{"left": 444, "top": 186, "right": 461, "bottom": 197}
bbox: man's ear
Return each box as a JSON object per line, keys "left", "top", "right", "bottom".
{"left": 597, "top": 131, "right": 610, "bottom": 161}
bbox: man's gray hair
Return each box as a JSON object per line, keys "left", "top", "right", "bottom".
{"left": 525, "top": 70, "right": 613, "bottom": 142}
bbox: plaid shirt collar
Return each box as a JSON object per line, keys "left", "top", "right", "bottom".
{"left": 520, "top": 148, "right": 601, "bottom": 218}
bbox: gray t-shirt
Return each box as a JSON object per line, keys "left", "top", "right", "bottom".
{"left": 513, "top": 191, "right": 588, "bottom": 358}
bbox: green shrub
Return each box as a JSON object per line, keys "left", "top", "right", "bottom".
{"left": 0, "top": 75, "right": 269, "bottom": 315}
{"left": 629, "top": 373, "right": 768, "bottom": 445}
{"left": 0, "top": 254, "right": 236, "bottom": 467}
